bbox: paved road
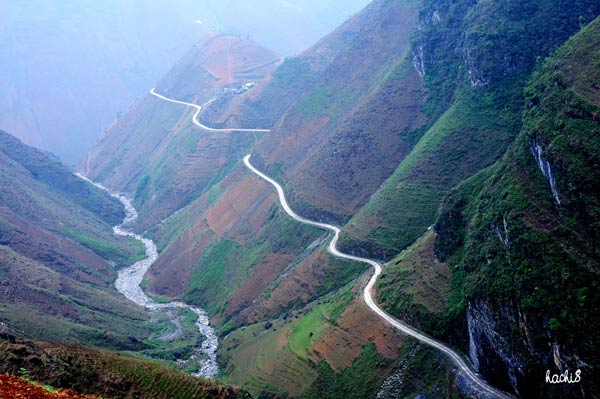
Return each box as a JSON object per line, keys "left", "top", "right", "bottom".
{"left": 243, "top": 154, "right": 513, "bottom": 399}
{"left": 150, "top": 88, "right": 271, "bottom": 133}
{"left": 149, "top": 88, "right": 512, "bottom": 398}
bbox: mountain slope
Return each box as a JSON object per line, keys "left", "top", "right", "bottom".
{"left": 83, "top": 2, "right": 446, "bottom": 397}
{"left": 0, "top": 130, "right": 150, "bottom": 350}
{"left": 84, "top": 0, "right": 428, "bottom": 333}
{"left": 339, "top": 0, "right": 600, "bottom": 260}
{"left": 82, "top": 0, "right": 600, "bottom": 397}
{"left": 379, "top": 16, "right": 600, "bottom": 398}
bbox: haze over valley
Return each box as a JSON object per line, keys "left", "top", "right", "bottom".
{"left": 0, "top": 0, "right": 370, "bottom": 164}
{"left": 1, "top": 1, "right": 599, "bottom": 398}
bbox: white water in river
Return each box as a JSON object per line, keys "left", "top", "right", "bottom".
{"left": 76, "top": 174, "right": 218, "bottom": 378}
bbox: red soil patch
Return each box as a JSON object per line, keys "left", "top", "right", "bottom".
{"left": 205, "top": 174, "right": 273, "bottom": 244}
{"left": 226, "top": 252, "right": 295, "bottom": 315}
{"left": 198, "top": 35, "right": 279, "bottom": 86}
{"left": 241, "top": 250, "right": 329, "bottom": 323}
{"left": 311, "top": 280, "right": 403, "bottom": 371}
{"left": 0, "top": 375, "right": 96, "bottom": 399}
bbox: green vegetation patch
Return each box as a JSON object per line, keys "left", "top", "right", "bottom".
{"left": 64, "top": 230, "right": 146, "bottom": 266}
{"left": 305, "top": 343, "right": 395, "bottom": 399}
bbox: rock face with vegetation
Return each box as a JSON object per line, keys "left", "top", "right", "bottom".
{"left": 340, "top": 0, "right": 600, "bottom": 260}
{"left": 378, "top": 11, "right": 600, "bottom": 399}
{"left": 64, "top": 0, "right": 600, "bottom": 398}
{"left": 432, "top": 18, "right": 600, "bottom": 397}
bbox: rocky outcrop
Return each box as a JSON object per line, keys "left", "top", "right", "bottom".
{"left": 467, "top": 301, "right": 526, "bottom": 394}
{"left": 529, "top": 138, "right": 560, "bottom": 204}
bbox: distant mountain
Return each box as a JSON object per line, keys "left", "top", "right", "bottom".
{"left": 0, "top": 0, "right": 210, "bottom": 164}
{"left": 200, "top": 0, "right": 372, "bottom": 55}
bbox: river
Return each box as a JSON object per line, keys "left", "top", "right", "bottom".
{"left": 76, "top": 174, "right": 219, "bottom": 379}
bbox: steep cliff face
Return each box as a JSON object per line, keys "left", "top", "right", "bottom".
{"left": 340, "top": 0, "right": 600, "bottom": 260}
{"left": 431, "top": 18, "right": 600, "bottom": 397}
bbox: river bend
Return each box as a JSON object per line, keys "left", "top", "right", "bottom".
{"left": 76, "top": 174, "right": 218, "bottom": 379}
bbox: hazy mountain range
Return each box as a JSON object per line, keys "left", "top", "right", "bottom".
{"left": 0, "top": 0, "right": 599, "bottom": 398}
{"left": 0, "top": 0, "right": 369, "bottom": 164}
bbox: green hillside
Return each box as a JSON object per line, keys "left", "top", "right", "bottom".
{"left": 379, "top": 16, "right": 600, "bottom": 398}
{"left": 340, "top": 0, "right": 600, "bottom": 260}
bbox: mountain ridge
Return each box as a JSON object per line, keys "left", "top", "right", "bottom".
{"left": 74, "top": 1, "right": 600, "bottom": 397}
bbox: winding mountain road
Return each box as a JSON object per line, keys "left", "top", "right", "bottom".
{"left": 149, "top": 89, "right": 512, "bottom": 398}
{"left": 243, "top": 155, "right": 513, "bottom": 399}
{"left": 150, "top": 88, "right": 271, "bottom": 133}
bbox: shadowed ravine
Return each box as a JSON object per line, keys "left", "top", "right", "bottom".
{"left": 75, "top": 173, "right": 219, "bottom": 379}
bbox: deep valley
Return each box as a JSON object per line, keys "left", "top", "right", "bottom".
{"left": 1, "top": 1, "right": 599, "bottom": 398}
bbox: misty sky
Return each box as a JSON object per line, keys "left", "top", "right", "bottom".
{"left": 0, "top": 0, "right": 371, "bottom": 163}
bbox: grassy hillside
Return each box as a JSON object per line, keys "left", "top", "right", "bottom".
{"left": 0, "top": 131, "right": 153, "bottom": 350}
{"left": 134, "top": 7, "right": 436, "bottom": 384}
{"left": 0, "top": 336, "right": 249, "bottom": 399}
{"left": 339, "top": 0, "right": 600, "bottom": 260}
